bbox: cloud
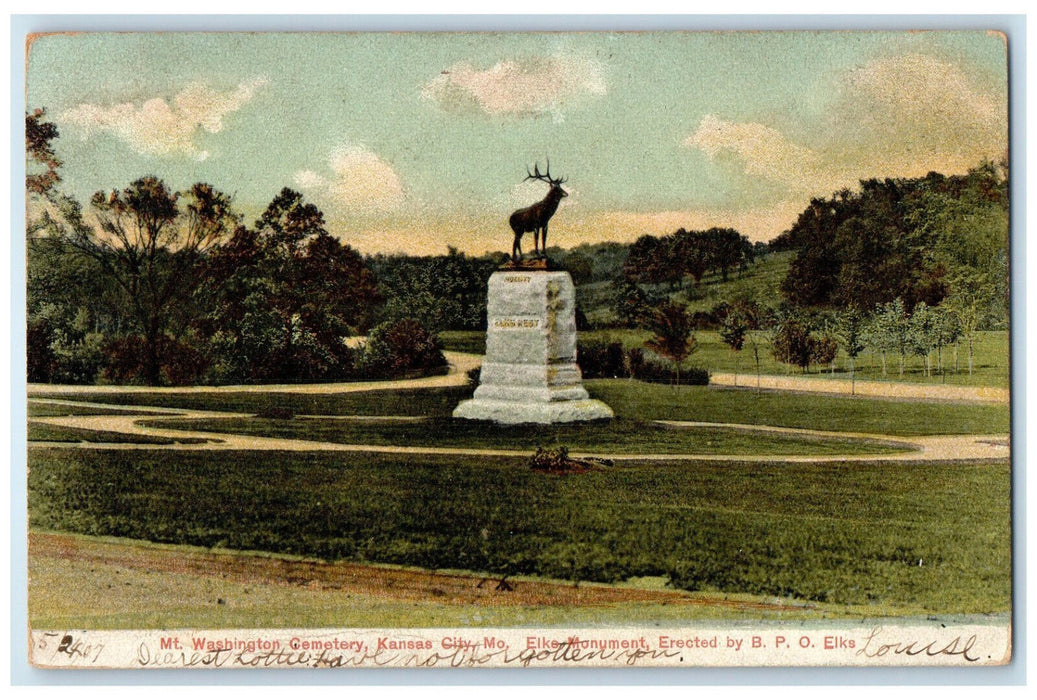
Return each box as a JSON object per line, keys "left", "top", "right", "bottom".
{"left": 834, "top": 52, "right": 1007, "bottom": 174}
{"left": 422, "top": 54, "right": 605, "bottom": 117}
{"left": 685, "top": 114, "right": 824, "bottom": 192}
{"left": 60, "top": 78, "right": 267, "bottom": 160}
{"left": 683, "top": 52, "right": 1007, "bottom": 207}
{"left": 294, "top": 144, "right": 404, "bottom": 212}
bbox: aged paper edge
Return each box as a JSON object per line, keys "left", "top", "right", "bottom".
{"left": 30, "top": 623, "right": 1011, "bottom": 669}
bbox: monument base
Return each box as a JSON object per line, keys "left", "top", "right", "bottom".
{"left": 452, "top": 397, "right": 614, "bottom": 425}
{"left": 452, "top": 269, "right": 614, "bottom": 425}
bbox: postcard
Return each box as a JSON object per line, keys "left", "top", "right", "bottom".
{"left": 24, "top": 28, "right": 1012, "bottom": 669}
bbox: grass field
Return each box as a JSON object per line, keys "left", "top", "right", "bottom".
{"left": 27, "top": 401, "right": 171, "bottom": 417}
{"left": 33, "top": 385, "right": 474, "bottom": 417}
{"left": 438, "top": 329, "right": 1009, "bottom": 388}
{"left": 31, "top": 531, "right": 937, "bottom": 629}
{"left": 28, "top": 447, "right": 1010, "bottom": 613}
{"left": 139, "top": 416, "right": 910, "bottom": 455}
{"left": 585, "top": 381, "right": 1009, "bottom": 436}
{"left": 36, "top": 381, "right": 1008, "bottom": 437}
{"left": 27, "top": 422, "right": 211, "bottom": 445}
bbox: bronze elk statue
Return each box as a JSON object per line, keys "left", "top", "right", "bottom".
{"left": 509, "top": 160, "right": 568, "bottom": 262}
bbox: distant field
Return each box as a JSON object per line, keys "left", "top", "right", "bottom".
{"left": 27, "top": 422, "right": 210, "bottom": 445}
{"left": 28, "top": 448, "right": 1010, "bottom": 612}
{"left": 139, "top": 416, "right": 909, "bottom": 455}
{"left": 439, "top": 330, "right": 1009, "bottom": 388}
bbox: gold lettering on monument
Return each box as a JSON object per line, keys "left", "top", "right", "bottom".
{"left": 493, "top": 318, "right": 541, "bottom": 329}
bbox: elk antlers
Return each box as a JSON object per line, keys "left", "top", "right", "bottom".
{"left": 525, "top": 158, "right": 566, "bottom": 186}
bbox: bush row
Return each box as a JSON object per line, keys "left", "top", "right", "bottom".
{"left": 29, "top": 318, "right": 447, "bottom": 386}
{"left": 578, "top": 341, "right": 709, "bottom": 385}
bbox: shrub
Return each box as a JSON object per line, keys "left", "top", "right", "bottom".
{"left": 577, "top": 341, "right": 626, "bottom": 379}
{"left": 358, "top": 319, "right": 447, "bottom": 379}
{"left": 629, "top": 352, "right": 709, "bottom": 385}
{"left": 102, "top": 334, "right": 209, "bottom": 386}
{"left": 49, "top": 331, "right": 106, "bottom": 385}
{"left": 27, "top": 319, "right": 56, "bottom": 383}
{"left": 529, "top": 446, "right": 610, "bottom": 475}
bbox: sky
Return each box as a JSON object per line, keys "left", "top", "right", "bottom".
{"left": 26, "top": 31, "right": 1008, "bottom": 256}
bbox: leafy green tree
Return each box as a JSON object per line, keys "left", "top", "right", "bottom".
{"left": 772, "top": 318, "right": 815, "bottom": 373}
{"left": 835, "top": 308, "right": 869, "bottom": 393}
{"left": 933, "top": 306, "right": 962, "bottom": 374}
{"left": 867, "top": 299, "right": 911, "bottom": 377}
{"left": 907, "top": 301, "right": 938, "bottom": 377}
{"left": 26, "top": 108, "right": 61, "bottom": 195}
{"left": 944, "top": 271, "right": 995, "bottom": 375}
{"left": 81, "top": 178, "right": 237, "bottom": 384}
{"left": 777, "top": 166, "right": 1008, "bottom": 320}
{"left": 644, "top": 300, "right": 696, "bottom": 386}
{"left": 368, "top": 247, "right": 501, "bottom": 332}
{"left": 719, "top": 298, "right": 769, "bottom": 390}
{"left": 623, "top": 234, "right": 670, "bottom": 287}
{"left": 199, "top": 188, "right": 379, "bottom": 383}
{"left": 358, "top": 319, "right": 446, "bottom": 379}
{"left": 614, "top": 278, "right": 653, "bottom": 329}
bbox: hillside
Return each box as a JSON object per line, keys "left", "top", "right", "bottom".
{"left": 577, "top": 250, "right": 794, "bottom": 327}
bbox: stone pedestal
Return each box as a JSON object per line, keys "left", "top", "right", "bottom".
{"left": 453, "top": 270, "right": 614, "bottom": 424}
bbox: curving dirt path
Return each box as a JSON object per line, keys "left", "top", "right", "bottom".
{"left": 709, "top": 372, "right": 1009, "bottom": 403}
{"left": 28, "top": 399, "right": 1009, "bottom": 464}
{"left": 27, "top": 350, "right": 1010, "bottom": 463}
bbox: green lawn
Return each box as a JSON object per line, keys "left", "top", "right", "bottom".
{"left": 27, "top": 401, "right": 170, "bottom": 418}
{"left": 28, "top": 447, "right": 1011, "bottom": 612}
{"left": 440, "top": 329, "right": 1009, "bottom": 388}
{"left": 32, "top": 385, "right": 474, "bottom": 417}
{"left": 138, "top": 416, "right": 910, "bottom": 455}
{"left": 36, "top": 380, "right": 1008, "bottom": 437}
{"left": 586, "top": 381, "right": 1009, "bottom": 436}
{"left": 28, "top": 422, "right": 210, "bottom": 445}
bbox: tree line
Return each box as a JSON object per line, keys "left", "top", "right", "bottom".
{"left": 622, "top": 227, "right": 758, "bottom": 289}
{"left": 27, "top": 110, "right": 443, "bottom": 386}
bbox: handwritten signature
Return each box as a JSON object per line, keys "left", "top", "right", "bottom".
{"left": 855, "top": 627, "right": 981, "bottom": 663}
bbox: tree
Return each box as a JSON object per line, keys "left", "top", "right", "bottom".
{"left": 907, "top": 301, "right": 938, "bottom": 377}
{"left": 772, "top": 318, "right": 815, "bottom": 373}
{"left": 644, "top": 300, "right": 696, "bottom": 386}
{"left": 199, "top": 188, "right": 380, "bottom": 383}
{"left": 623, "top": 234, "right": 663, "bottom": 285}
{"left": 26, "top": 108, "right": 61, "bottom": 195}
{"left": 614, "top": 278, "right": 653, "bottom": 329}
{"left": 811, "top": 332, "right": 838, "bottom": 373}
{"left": 358, "top": 318, "right": 446, "bottom": 379}
{"left": 74, "top": 178, "right": 238, "bottom": 384}
{"left": 868, "top": 299, "right": 911, "bottom": 377}
{"left": 933, "top": 306, "right": 962, "bottom": 375}
{"left": 944, "top": 271, "right": 994, "bottom": 375}
{"left": 719, "top": 298, "right": 769, "bottom": 390}
{"left": 835, "top": 308, "right": 868, "bottom": 394}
